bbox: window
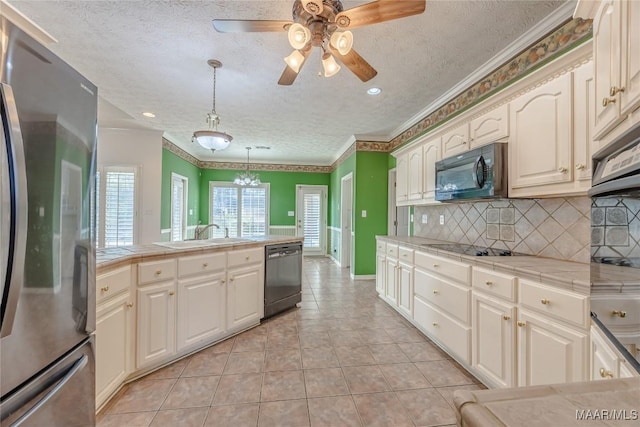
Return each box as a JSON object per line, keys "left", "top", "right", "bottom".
{"left": 171, "top": 173, "right": 188, "bottom": 241}
{"left": 95, "top": 166, "right": 137, "bottom": 248}
{"left": 209, "top": 182, "right": 268, "bottom": 238}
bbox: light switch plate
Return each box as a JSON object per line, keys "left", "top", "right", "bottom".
{"left": 189, "top": 209, "right": 193, "bottom": 215}
{"left": 410, "top": 214, "right": 414, "bottom": 222}
{"left": 422, "top": 214, "right": 428, "bottom": 224}
{"left": 439, "top": 214, "right": 445, "bottom": 225}
{"left": 361, "top": 210, "right": 367, "bottom": 218}
{"left": 288, "top": 211, "right": 295, "bottom": 217}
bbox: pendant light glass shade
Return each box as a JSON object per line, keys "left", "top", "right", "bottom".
{"left": 330, "top": 30, "right": 353, "bottom": 55}
{"left": 193, "top": 60, "right": 233, "bottom": 153}
{"left": 322, "top": 53, "right": 341, "bottom": 77}
{"left": 288, "top": 23, "right": 311, "bottom": 50}
{"left": 234, "top": 147, "right": 261, "bottom": 186}
{"left": 284, "top": 50, "right": 305, "bottom": 73}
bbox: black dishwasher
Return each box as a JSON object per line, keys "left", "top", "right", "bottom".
{"left": 264, "top": 243, "right": 302, "bottom": 318}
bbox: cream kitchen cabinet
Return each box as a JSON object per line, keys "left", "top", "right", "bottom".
{"left": 395, "top": 153, "right": 409, "bottom": 205}
{"left": 375, "top": 241, "right": 386, "bottom": 295}
{"left": 407, "top": 145, "right": 423, "bottom": 200}
{"left": 95, "top": 265, "right": 134, "bottom": 409}
{"left": 397, "top": 247, "right": 414, "bottom": 318}
{"left": 573, "top": 61, "right": 598, "bottom": 179}
{"left": 590, "top": 323, "right": 638, "bottom": 381}
{"left": 421, "top": 137, "right": 441, "bottom": 201}
{"left": 226, "top": 247, "right": 264, "bottom": 332}
{"left": 441, "top": 122, "right": 470, "bottom": 158}
{"left": 469, "top": 104, "right": 509, "bottom": 149}
{"left": 591, "top": 0, "right": 640, "bottom": 139}
{"left": 384, "top": 249, "right": 398, "bottom": 306}
{"left": 136, "top": 279, "right": 177, "bottom": 369}
{"left": 509, "top": 73, "right": 573, "bottom": 195}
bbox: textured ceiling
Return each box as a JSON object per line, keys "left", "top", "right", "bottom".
{"left": 7, "top": 0, "right": 570, "bottom": 165}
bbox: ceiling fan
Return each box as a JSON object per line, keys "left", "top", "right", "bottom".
{"left": 212, "top": 0, "right": 426, "bottom": 85}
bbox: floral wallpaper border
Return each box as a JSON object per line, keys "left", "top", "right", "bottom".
{"left": 165, "top": 18, "right": 592, "bottom": 172}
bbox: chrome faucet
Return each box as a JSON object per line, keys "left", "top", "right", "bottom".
{"left": 194, "top": 223, "right": 219, "bottom": 240}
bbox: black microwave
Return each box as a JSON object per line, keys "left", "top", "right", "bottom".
{"left": 435, "top": 142, "right": 508, "bottom": 201}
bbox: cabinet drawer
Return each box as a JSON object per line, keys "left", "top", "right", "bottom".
{"left": 97, "top": 265, "right": 132, "bottom": 304}
{"left": 415, "top": 269, "right": 470, "bottom": 324}
{"left": 591, "top": 295, "right": 640, "bottom": 329}
{"left": 138, "top": 259, "right": 176, "bottom": 285}
{"left": 414, "top": 252, "right": 471, "bottom": 284}
{"left": 228, "top": 247, "right": 264, "bottom": 268}
{"left": 472, "top": 267, "right": 517, "bottom": 301}
{"left": 519, "top": 279, "right": 589, "bottom": 328}
{"left": 398, "top": 247, "right": 414, "bottom": 263}
{"left": 414, "top": 297, "right": 471, "bottom": 364}
{"left": 386, "top": 244, "right": 399, "bottom": 258}
{"left": 178, "top": 252, "right": 226, "bottom": 278}
{"left": 376, "top": 241, "right": 386, "bottom": 254}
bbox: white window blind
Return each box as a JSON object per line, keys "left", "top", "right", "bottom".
{"left": 210, "top": 183, "right": 268, "bottom": 238}
{"left": 96, "top": 166, "right": 137, "bottom": 248}
{"left": 303, "top": 193, "right": 321, "bottom": 248}
{"left": 171, "top": 174, "right": 186, "bottom": 241}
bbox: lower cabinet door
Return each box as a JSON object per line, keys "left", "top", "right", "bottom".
{"left": 96, "top": 293, "right": 133, "bottom": 407}
{"left": 177, "top": 272, "right": 226, "bottom": 352}
{"left": 472, "top": 293, "right": 516, "bottom": 388}
{"left": 398, "top": 261, "right": 413, "bottom": 317}
{"left": 227, "top": 264, "right": 263, "bottom": 331}
{"left": 517, "top": 309, "right": 588, "bottom": 386}
{"left": 375, "top": 254, "right": 386, "bottom": 295}
{"left": 137, "top": 281, "right": 176, "bottom": 369}
{"left": 385, "top": 258, "right": 398, "bottom": 304}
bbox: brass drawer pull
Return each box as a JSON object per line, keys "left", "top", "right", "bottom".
{"left": 126, "top": 302, "right": 134, "bottom": 308}
{"left": 245, "top": 256, "right": 250, "bottom": 261}
{"left": 611, "top": 310, "right": 627, "bottom": 318}
{"left": 485, "top": 281, "right": 493, "bottom": 286}
{"left": 203, "top": 263, "right": 208, "bottom": 267}
{"left": 168, "top": 291, "right": 175, "bottom": 296}
{"left": 540, "top": 298, "right": 550, "bottom": 305}
{"left": 599, "top": 368, "right": 614, "bottom": 379}
{"left": 609, "top": 86, "right": 625, "bottom": 96}
{"left": 433, "top": 290, "right": 439, "bottom": 294}
{"left": 517, "top": 321, "right": 526, "bottom": 327}
{"left": 575, "top": 163, "right": 585, "bottom": 171}
{"left": 100, "top": 286, "right": 109, "bottom": 293}
{"left": 230, "top": 277, "right": 235, "bottom": 282}
{"left": 557, "top": 167, "right": 567, "bottom": 173}
{"left": 432, "top": 263, "right": 439, "bottom": 268}
{"left": 155, "top": 270, "right": 162, "bottom": 275}
{"left": 503, "top": 315, "right": 511, "bottom": 321}
{"left": 432, "top": 322, "right": 438, "bottom": 327}
{"left": 602, "top": 97, "right": 616, "bottom": 107}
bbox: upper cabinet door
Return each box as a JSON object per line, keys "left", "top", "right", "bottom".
{"left": 422, "top": 138, "right": 441, "bottom": 200}
{"left": 441, "top": 123, "right": 470, "bottom": 158}
{"left": 469, "top": 104, "right": 509, "bottom": 149}
{"left": 407, "top": 145, "right": 423, "bottom": 200}
{"left": 509, "top": 74, "right": 573, "bottom": 191}
{"left": 573, "top": 61, "right": 596, "bottom": 181}
{"left": 395, "top": 154, "right": 409, "bottom": 204}
{"left": 620, "top": 0, "right": 640, "bottom": 115}
{"left": 593, "top": 0, "right": 623, "bottom": 138}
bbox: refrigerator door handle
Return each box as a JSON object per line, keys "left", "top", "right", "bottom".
{"left": 9, "top": 355, "right": 88, "bottom": 427}
{"left": 0, "top": 82, "right": 28, "bottom": 339}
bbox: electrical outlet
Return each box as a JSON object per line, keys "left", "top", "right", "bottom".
{"left": 362, "top": 210, "right": 367, "bottom": 218}
{"left": 288, "top": 211, "right": 295, "bottom": 217}
{"left": 439, "top": 214, "right": 445, "bottom": 225}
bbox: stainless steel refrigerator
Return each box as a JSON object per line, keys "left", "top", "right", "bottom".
{"left": 1, "top": 14, "right": 97, "bottom": 427}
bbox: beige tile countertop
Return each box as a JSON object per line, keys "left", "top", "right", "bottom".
{"left": 96, "top": 235, "right": 303, "bottom": 274}
{"left": 376, "top": 236, "right": 640, "bottom": 295}
{"left": 453, "top": 377, "right": 640, "bottom": 427}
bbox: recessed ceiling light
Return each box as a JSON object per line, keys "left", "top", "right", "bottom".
{"left": 142, "top": 112, "right": 156, "bottom": 118}
{"left": 367, "top": 87, "right": 381, "bottom": 96}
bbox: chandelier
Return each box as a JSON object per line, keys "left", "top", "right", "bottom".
{"left": 192, "top": 59, "right": 233, "bottom": 153}
{"left": 234, "top": 147, "right": 261, "bottom": 186}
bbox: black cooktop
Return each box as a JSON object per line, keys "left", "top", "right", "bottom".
{"left": 591, "top": 256, "right": 640, "bottom": 268}
{"left": 425, "top": 243, "right": 525, "bottom": 257}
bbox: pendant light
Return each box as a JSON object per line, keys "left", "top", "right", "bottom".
{"left": 234, "top": 147, "right": 261, "bottom": 186}
{"left": 192, "top": 59, "right": 233, "bottom": 153}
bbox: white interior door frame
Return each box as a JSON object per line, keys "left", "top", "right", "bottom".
{"left": 170, "top": 172, "right": 188, "bottom": 241}
{"left": 296, "top": 184, "right": 328, "bottom": 256}
{"left": 340, "top": 172, "right": 353, "bottom": 271}
{"left": 388, "top": 169, "right": 397, "bottom": 235}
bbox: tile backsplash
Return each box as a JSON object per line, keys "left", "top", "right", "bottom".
{"left": 591, "top": 197, "right": 640, "bottom": 260}
{"left": 413, "top": 197, "right": 591, "bottom": 263}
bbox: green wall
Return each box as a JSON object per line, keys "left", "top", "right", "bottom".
{"left": 198, "top": 168, "right": 330, "bottom": 226}
{"left": 161, "top": 150, "right": 201, "bottom": 230}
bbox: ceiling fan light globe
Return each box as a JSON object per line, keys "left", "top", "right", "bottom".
{"left": 330, "top": 31, "right": 353, "bottom": 55}
{"left": 322, "top": 53, "right": 341, "bottom": 77}
{"left": 287, "top": 23, "right": 310, "bottom": 50}
{"left": 284, "top": 50, "right": 305, "bottom": 73}
{"left": 193, "top": 130, "right": 232, "bottom": 151}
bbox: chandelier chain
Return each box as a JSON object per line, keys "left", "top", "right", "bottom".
{"left": 212, "top": 65, "right": 217, "bottom": 114}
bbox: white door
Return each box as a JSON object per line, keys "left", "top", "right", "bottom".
{"left": 341, "top": 174, "right": 353, "bottom": 269}
{"left": 296, "top": 185, "right": 327, "bottom": 256}
{"left": 171, "top": 173, "right": 187, "bottom": 241}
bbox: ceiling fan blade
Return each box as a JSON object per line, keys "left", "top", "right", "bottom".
{"left": 278, "top": 47, "right": 313, "bottom": 86}
{"left": 335, "top": 0, "right": 426, "bottom": 29}
{"left": 212, "top": 19, "right": 292, "bottom": 33}
{"left": 329, "top": 46, "right": 377, "bottom": 82}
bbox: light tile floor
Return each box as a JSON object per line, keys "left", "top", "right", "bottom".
{"left": 98, "top": 257, "right": 485, "bottom": 427}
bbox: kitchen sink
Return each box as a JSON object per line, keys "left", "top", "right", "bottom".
{"left": 207, "top": 237, "right": 254, "bottom": 244}
{"left": 153, "top": 237, "right": 254, "bottom": 249}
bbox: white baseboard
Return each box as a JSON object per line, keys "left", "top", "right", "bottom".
{"left": 350, "top": 274, "right": 375, "bottom": 281}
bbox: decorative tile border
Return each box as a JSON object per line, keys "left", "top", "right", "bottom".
{"left": 166, "top": 18, "right": 592, "bottom": 172}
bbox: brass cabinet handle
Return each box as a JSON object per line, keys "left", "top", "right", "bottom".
{"left": 485, "top": 281, "right": 493, "bottom": 286}
{"left": 432, "top": 322, "right": 438, "bottom": 327}
{"left": 203, "top": 263, "right": 208, "bottom": 267}
{"left": 221, "top": 279, "right": 226, "bottom": 284}
{"left": 575, "top": 163, "right": 585, "bottom": 171}
{"left": 155, "top": 269, "right": 162, "bottom": 275}
{"left": 557, "top": 167, "right": 567, "bottom": 173}
{"left": 402, "top": 254, "right": 407, "bottom": 257}
{"left": 462, "top": 141, "right": 467, "bottom": 145}
{"left": 609, "top": 86, "right": 625, "bottom": 96}
{"left": 245, "top": 256, "right": 250, "bottom": 261}
{"left": 541, "top": 298, "right": 550, "bottom": 305}
{"left": 612, "top": 310, "right": 627, "bottom": 318}
{"left": 126, "top": 302, "right": 134, "bottom": 308}
{"left": 230, "top": 277, "right": 235, "bottom": 282}
{"left": 599, "top": 368, "right": 614, "bottom": 379}
{"left": 432, "top": 263, "right": 439, "bottom": 268}
{"left": 517, "top": 321, "right": 526, "bottom": 327}
{"left": 433, "top": 290, "right": 439, "bottom": 294}
{"left": 100, "top": 286, "right": 109, "bottom": 293}
{"left": 503, "top": 315, "right": 511, "bottom": 321}
{"left": 602, "top": 97, "right": 616, "bottom": 107}
{"left": 168, "top": 291, "right": 175, "bottom": 296}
